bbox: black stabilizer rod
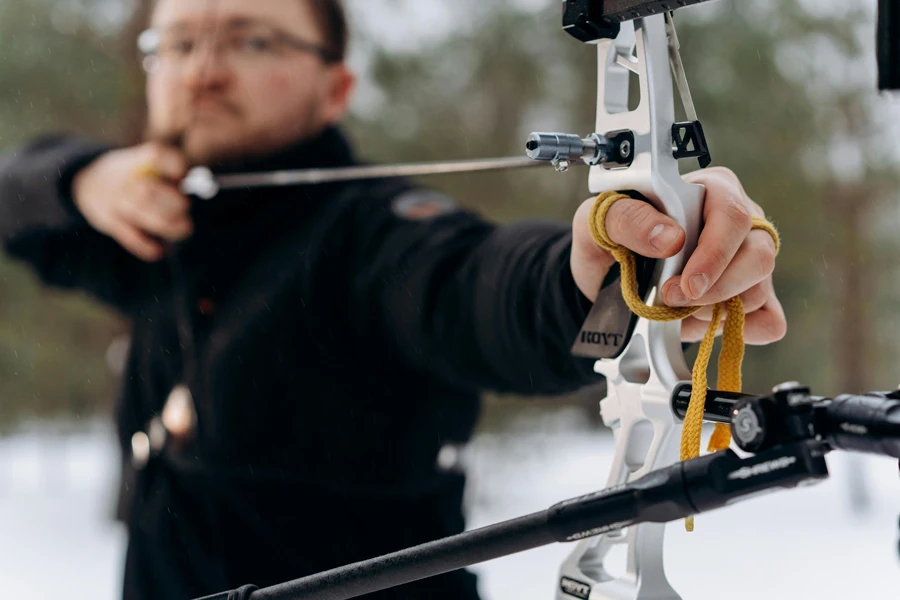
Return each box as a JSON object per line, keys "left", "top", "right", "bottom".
{"left": 823, "top": 393, "right": 900, "bottom": 458}
{"left": 672, "top": 383, "right": 900, "bottom": 460}
{"left": 198, "top": 442, "right": 828, "bottom": 600}
{"left": 671, "top": 382, "right": 747, "bottom": 423}
{"left": 252, "top": 513, "right": 556, "bottom": 600}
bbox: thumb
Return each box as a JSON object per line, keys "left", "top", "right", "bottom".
{"left": 603, "top": 197, "right": 685, "bottom": 258}
{"left": 136, "top": 143, "right": 189, "bottom": 183}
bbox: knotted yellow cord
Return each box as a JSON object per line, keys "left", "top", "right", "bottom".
{"left": 589, "top": 191, "right": 780, "bottom": 531}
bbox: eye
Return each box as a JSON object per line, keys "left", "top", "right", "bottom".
{"left": 165, "top": 37, "right": 195, "bottom": 57}
{"left": 243, "top": 36, "right": 274, "bottom": 53}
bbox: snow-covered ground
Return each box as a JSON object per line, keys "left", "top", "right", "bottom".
{"left": 1, "top": 410, "right": 898, "bottom": 599}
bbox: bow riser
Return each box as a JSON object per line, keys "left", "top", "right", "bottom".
{"left": 556, "top": 14, "right": 705, "bottom": 600}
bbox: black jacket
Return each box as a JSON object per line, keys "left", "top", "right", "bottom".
{"left": 0, "top": 127, "right": 602, "bottom": 599}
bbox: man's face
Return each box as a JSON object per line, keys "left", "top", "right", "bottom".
{"left": 145, "top": 0, "right": 354, "bottom": 166}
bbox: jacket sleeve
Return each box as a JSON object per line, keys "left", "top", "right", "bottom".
{"left": 342, "top": 189, "right": 605, "bottom": 396}
{"left": 0, "top": 135, "right": 163, "bottom": 312}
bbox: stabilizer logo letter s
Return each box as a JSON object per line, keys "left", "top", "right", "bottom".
{"left": 560, "top": 577, "right": 591, "bottom": 600}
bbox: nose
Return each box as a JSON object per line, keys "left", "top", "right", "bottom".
{"left": 181, "top": 42, "right": 233, "bottom": 91}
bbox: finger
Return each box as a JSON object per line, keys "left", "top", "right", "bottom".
{"left": 120, "top": 203, "right": 193, "bottom": 242}
{"left": 665, "top": 229, "right": 775, "bottom": 306}
{"left": 685, "top": 279, "right": 771, "bottom": 320}
{"left": 680, "top": 176, "right": 753, "bottom": 300}
{"left": 681, "top": 315, "right": 724, "bottom": 343}
{"left": 574, "top": 198, "right": 617, "bottom": 267}
{"left": 127, "top": 210, "right": 193, "bottom": 242}
{"left": 604, "top": 198, "right": 685, "bottom": 258}
{"left": 681, "top": 291, "right": 786, "bottom": 345}
{"left": 137, "top": 180, "right": 192, "bottom": 221}
{"left": 139, "top": 143, "right": 189, "bottom": 182}
{"left": 571, "top": 198, "right": 618, "bottom": 301}
{"left": 684, "top": 166, "right": 751, "bottom": 205}
{"left": 743, "top": 296, "right": 787, "bottom": 345}
{"left": 120, "top": 181, "right": 193, "bottom": 240}
{"left": 681, "top": 304, "right": 786, "bottom": 345}
{"left": 114, "top": 223, "right": 165, "bottom": 262}
{"left": 162, "top": 385, "right": 196, "bottom": 441}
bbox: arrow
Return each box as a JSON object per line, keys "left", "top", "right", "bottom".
{"left": 180, "top": 155, "right": 576, "bottom": 200}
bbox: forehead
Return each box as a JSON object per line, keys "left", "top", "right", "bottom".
{"left": 151, "top": 0, "right": 318, "bottom": 37}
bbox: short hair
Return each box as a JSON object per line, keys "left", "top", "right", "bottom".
{"left": 144, "top": 0, "right": 348, "bottom": 62}
{"left": 308, "top": 0, "right": 348, "bottom": 63}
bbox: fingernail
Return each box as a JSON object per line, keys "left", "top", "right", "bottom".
{"left": 689, "top": 273, "right": 710, "bottom": 298}
{"left": 667, "top": 285, "right": 689, "bottom": 306}
{"left": 649, "top": 224, "right": 678, "bottom": 253}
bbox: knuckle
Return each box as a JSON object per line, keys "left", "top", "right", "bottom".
{"left": 134, "top": 180, "right": 155, "bottom": 205}
{"left": 724, "top": 196, "right": 752, "bottom": 229}
{"left": 148, "top": 211, "right": 168, "bottom": 229}
{"left": 696, "top": 166, "right": 736, "bottom": 188}
{"left": 168, "top": 198, "right": 191, "bottom": 220}
{"left": 614, "top": 201, "right": 654, "bottom": 235}
{"left": 706, "top": 280, "right": 727, "bottom": 304}
{"left": 686, "top": 166, "right": 744, "bottom": 194}
{"left": 753, "top": 239, "right": 777, "bottom": 277}
{"left": 167, "top": 154, "right": 187, "bottom": 176}
{"left": 173, "top": 216, "right": 193, "bottom": 233}
{"left": 117, "top": 233, "right": 144, "bottom": 256}
{"left": 128, "top": 241, "right": 149, "bottom": 258}
{"left": 707, "top": 246, "right": 730, "bottom": 273}
{"left": 760, "top": 251, "right": 776, "bottom": 279}
{"left": 144, "top": 143, "right": 165, "bottom": 164}
{"left": 173, "top": 191, "right": 190, "bottom": 208}
{"left": 749, "top": 199, "right": 766, "bottom": 218}
{"left": 136, "top": 247, "right": 159, "bottom": 262}
{"left": 744, "top": 284, "right": 768, "bottom": 310}
{"left": 712, "top": 166, "right": 739, "bottom": 185}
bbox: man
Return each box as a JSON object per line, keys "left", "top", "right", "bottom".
{"left": 0, "top": 0, "right": 785, "bottom": 598}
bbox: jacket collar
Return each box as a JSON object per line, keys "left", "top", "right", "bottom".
{"left": 206, "top": 126, "right": 357, "bottom": 176}
{"left": 190, "top": 126, "right": 358, "bottom": 225}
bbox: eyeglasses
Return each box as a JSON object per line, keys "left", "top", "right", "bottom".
{"left": 138, "top": 19, "right": 341, "bottom": 72}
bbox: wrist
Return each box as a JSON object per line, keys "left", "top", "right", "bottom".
{"left": 70, "top": 168, "right": 89, "bottom": 213}
{"left": 63, "top": 154, "right": 105, "bottom": 224}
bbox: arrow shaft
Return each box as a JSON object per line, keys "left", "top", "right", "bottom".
{"left": 213, "top": 156, "right": 553, "bottom": 190}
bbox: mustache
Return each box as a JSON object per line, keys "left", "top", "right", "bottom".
{"left": 155, "top": 130, "right": 186, "bottom": 150}
{"left": 188, "top": 95, "right": 241, "bottom": 116}
{"left": 145, "top": 96, "right": 241, "bottom": 155}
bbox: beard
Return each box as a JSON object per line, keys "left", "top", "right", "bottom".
{"left": 145, "top": 105, "right": 323, "bottom": 169}
{"left": 181, "top": 125, "right": 252, "bottom": 167}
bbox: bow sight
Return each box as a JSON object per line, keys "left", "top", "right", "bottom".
{"left": 564, "top": 0, "right": 900, "bottom": 90}
{"left": 562, "top": 1, "right": 709, "bottom": 41}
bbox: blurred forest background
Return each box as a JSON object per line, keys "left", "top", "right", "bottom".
{"left": 1, "top": 0, "right": 899, "bottom": 431}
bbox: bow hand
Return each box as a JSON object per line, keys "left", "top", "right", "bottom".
{"left": 570, "top": 167, "right": 786, "bottom": 345}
